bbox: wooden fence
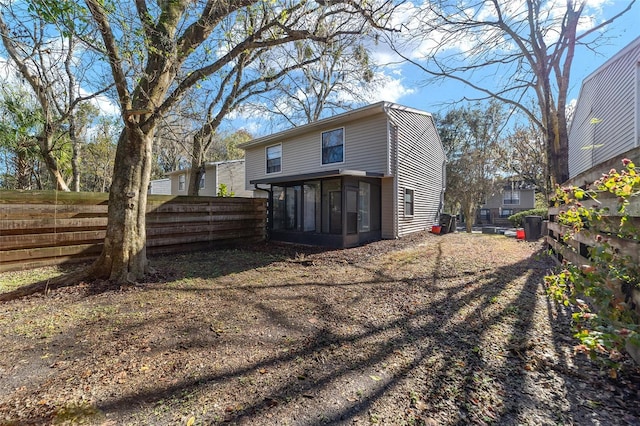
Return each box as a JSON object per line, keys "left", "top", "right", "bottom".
{"left": 546, "top": 146, "right": 640, "bottom": 322}
{"left": 0, "top": 190, "right": 266, "bottom": 272}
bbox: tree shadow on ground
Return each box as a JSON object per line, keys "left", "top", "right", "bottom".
{"left": 3, "top": 235, "right": 638, "bottom": 425}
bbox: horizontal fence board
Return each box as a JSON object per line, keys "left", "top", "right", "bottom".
{"left": 0, "top": 190, "right": 266, "bottom": 272}
{"left": 147, "top": 228, "right": 264, "bottom": 247}
{"left": 146, "top": 220, "right": 263, "bottom": 236}
{"left": 1, "top": 218, "right": 109, "bottom": 233}
{"left": 0, "top": 204, "right": 108, "bottom": 219}
{"left": 0, "top": 230, "right": 106, "bottom": 251}
{"left": 0, "top": 190, "right": 110, "bottom": 205}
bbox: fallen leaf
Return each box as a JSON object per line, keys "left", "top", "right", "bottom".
{"left": 370, "top": 375, "right": 382, "bottom": 381}
{"left": 186, "top": 416, "right": 195, "bottom": 426}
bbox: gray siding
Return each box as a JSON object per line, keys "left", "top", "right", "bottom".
{"left": 245, "top": 113, "right": 389, "bottom": 189}
{"left": 167, "top": 160, "right": 250, "bottom": 197}
{"left": 569, "top": 38, "right": 640, "bottom": 178}
{"left": 217, "top": 161, "right": 253, "bottom": 197}
{"left": 389, "top": 109, "right": 446, "bottom": 237}
{"left": 149, "top": 178, "right": 171, "bottom": 195}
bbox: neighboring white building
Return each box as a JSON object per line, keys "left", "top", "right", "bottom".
{"left": 568, "top": 36, "right": 640, "bottom": 179}
{"left": 148, "top": 178, "right": 171, "bottom": 195}
{"left": 240, "top": 102, "right": 446, "bottom": 248}
{"left": 161, "top": 159, "right": 252, "bottom": 197}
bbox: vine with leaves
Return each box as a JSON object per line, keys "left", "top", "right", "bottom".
{"left": 545, "top": 159, "right": 640, "bottom": 369}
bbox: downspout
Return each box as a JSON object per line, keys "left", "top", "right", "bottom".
{"left": 439, "top": 155, "right": 447, "bottom": 222}
{"left": 253, "top": 184, "right": 272, "bottom": 241}
{"left": 383, "top": 103, "right": 400, "bottom": 239}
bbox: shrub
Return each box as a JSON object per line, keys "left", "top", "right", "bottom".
{"left": 508, "top": 208, "right": 548, "bottom": 227}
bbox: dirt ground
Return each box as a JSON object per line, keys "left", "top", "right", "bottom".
{"left": 1, "top": 232, "right": 639, "bottom": 425}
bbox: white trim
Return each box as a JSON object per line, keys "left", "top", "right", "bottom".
{"left": 178, "top": 173, "right": 186, "bottom": 191}
{"left": 265, "top": 143, "right": 282, "bottom": 174}
{"left": 403, "top": 187, "right": 415, "bottom": 218}
{"left": 320, "top": 127, "right": 346, "bottom": 167}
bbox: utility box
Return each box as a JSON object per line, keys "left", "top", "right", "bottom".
{"left": 524, "top": 215, "right": 543, "bottom": 241}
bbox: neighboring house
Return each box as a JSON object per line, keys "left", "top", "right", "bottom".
{"left": 476, "top": 181, "right": 536, "bottom": 226}
{"left": 164, "top": 159, "right": 252, "bottom": 197}
{"left": 568, "top": 36, "right": 640, "bottom": 180}
{"left": 148, "top": 178, "right": 171, "bottom": 195}
{"left": 240, "top": 101, "right": 446, "bottom": 248}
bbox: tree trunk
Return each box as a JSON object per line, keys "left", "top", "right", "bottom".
{"left": 187, "top": 132, "right": 206, "bottom": 196}
{"left": 463, "top": 203, "right": 476, "bottom": 233}
{"left": 88, "top": 124, "right": 154, "bottom": 283}
{"left": 39, "top": 131, "right": 70, "bottom": 192}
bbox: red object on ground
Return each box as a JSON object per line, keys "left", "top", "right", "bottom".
{"left": 431, "top": 225, "right": 442, "bottom": 234}
{"left": 516, "top": 228, "right": 525, "bottom": 240}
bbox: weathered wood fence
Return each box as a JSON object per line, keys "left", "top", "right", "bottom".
{"left": 546, "top": 146, "right": 640, "bottom": 314}
{"left": 0, "top": 190, "right": 266, "bottom": 272}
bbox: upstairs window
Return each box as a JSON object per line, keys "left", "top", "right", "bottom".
{"left": 322, "top": 128, "right": 344, "bottom": 165}
{"left": 503, "top": 189, "right": 520, "bottom": 205}
{"left": 266, "top": 144, "right": 282, "bottom": 174}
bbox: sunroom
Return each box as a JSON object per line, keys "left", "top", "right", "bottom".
{"left": 251, "top": 170, "right": 382, "bottom": 248}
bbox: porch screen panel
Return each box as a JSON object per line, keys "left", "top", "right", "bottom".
{"left": 358, "top": 182, "right": 370, "bottom": 232}
{"left": 304, "top": 182, "right": 320, "bottom": 232}
{"left": 347, "top": 188, "right": 358, "bottom": 235}
{"left": 322, "top": 179, "right": 342, "bottom": 234}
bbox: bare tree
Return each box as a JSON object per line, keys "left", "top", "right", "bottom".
{"left": 388, "top": 0, "right": 636, "bottom": 187}
{"left": 245, "top": 35, "right": 378, "bottom": 129}
{"left": 437, "top": 101, "right": 505, "bottom": 232}
{"left": 75, "top": 0, "right": 396, "bottom": 282}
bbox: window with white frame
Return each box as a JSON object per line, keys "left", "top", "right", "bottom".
{"left": 404, "top": 188, "right": 414, "bottom": 217}
{"left": 266, "top": 144, "right": 282, "bottom": 174}
{"left": 321, "top": 128, "right": 344, "bottom": 165}
{"left": 178, "top": 174, "right": 186, "bottom": 191}
{"left": 199, "top": 173, "right": 205, "bottom": 189}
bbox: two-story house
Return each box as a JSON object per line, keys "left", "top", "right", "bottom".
{"left": 477, "top": 181, "right": 536, "bottom": 226}
{"left": 240, "top": 102, "right": 446, "bottom": 248}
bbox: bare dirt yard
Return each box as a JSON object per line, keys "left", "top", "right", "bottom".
{"left": 1, "top": 232, "right": 639, "bottom": 425}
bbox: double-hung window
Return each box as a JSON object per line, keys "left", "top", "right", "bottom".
{"left": 321, "top": 128, "right": 344, "bottom": 165}
{"left": 178, "top": 174, "right": 186, "bottom": 191}
{"left": 266, "top": 144, "right": 282, "bottom": 174}
{"left": 199, "top": 173, "right": 206, "bottom": 190}
{"left": 503, "top": 189, "right": 520, "bottom": 205}
{"left": 404, "top": 188, "right": 414, "bottom": 217}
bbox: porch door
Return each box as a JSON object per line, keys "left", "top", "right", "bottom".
{"left": 329, "top": 190, "right": 342, "bottom": 234}
{"left": 346, "top": 188, "right": 358, "bottom": 234}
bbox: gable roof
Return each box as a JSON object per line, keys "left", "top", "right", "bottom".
{"left": 238, "top": 101, "right": 432, "bottom": 150}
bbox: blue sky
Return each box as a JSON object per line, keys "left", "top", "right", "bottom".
{"left": 374, "top": 0, "right": 640, "bottom": 116}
